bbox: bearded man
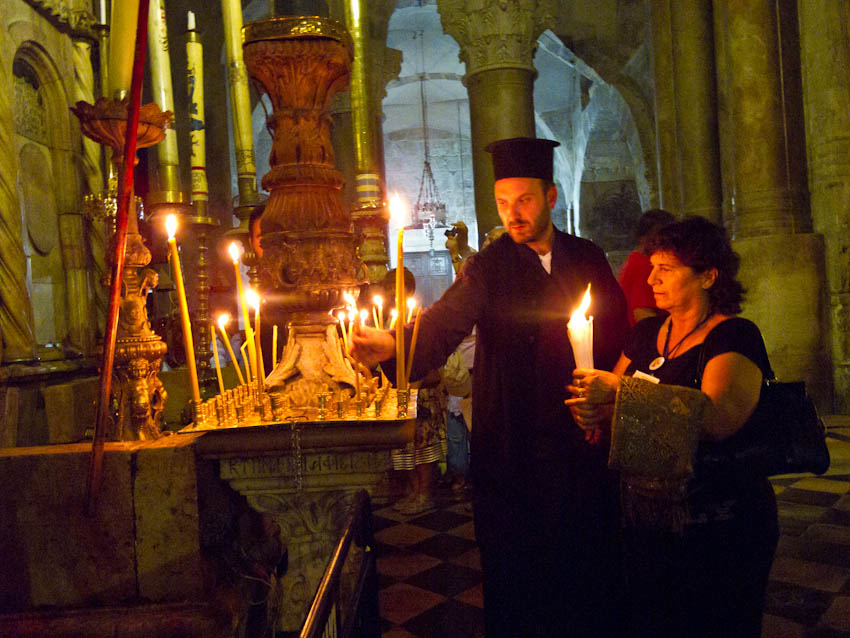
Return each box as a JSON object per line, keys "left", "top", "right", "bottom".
{"left": 352, "top": 137, "right": 629, "bottom": 637}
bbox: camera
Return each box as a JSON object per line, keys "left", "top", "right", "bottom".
{"left": 444, "top": 227, "right": 458, "bottom": 238}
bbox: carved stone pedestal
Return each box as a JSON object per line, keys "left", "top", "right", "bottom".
{"left": 197, "top": 416, "right": 413, "bottom": 632}
{"left": 221, "top": 449, "right": 389, "bottom": 629}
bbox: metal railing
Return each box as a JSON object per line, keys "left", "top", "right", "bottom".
{"left": 300, "top": 490, "right": 380, "bottom": 638}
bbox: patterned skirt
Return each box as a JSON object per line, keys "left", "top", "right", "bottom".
{"left": 391, "top": 384, "right": 447, "bottom": 470}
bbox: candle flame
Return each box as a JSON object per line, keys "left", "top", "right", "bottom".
{"left": 359, "top": 308, "right": 368, "bottom": 324}
{"left": 389, "top": 193, "right": 407, "bottom": 227}
{"left": 217, "top": 313, "right": 230, "bottom": 330}
{"left": 373, "top": 295, "right": 383, "bottom": 307}
{"left": 568, "top": 283, "right": 592, "bottom": 327}
{"left": 337, "top": 311, "right": 346, "bottom": 324}
{"left": 407, "top": 297, "right": 416, "bottom": 311}
{"left": 246, "top": 288, "right": 260, "bottom": 311}
{"left": 390, "top": 308, "right": 398, "bottom": 319}
{"left": 165, "top": 214, "right": 178, "bottom": 240}
{"left": 227, "top": 241, "right": 241, "bottom": 263}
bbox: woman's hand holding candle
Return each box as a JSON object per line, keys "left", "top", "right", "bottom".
{"left": 564, "top": 369, "right": 619, "bottom": 443}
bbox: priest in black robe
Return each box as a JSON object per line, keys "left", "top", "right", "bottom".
{"left": 352, "top": 137, "right": 629, "bottom": 637}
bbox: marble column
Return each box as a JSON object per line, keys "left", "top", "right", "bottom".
{"left": 714, "top": 0, "right": 830, "bottom": 407}
{"left": 799, "top": 0, "right": 850, "bottom": 411}
{"left": 670, "top": 0, "right": 722, "bottom": 223}
{"left": 437, "top": 0, "right": 556, "bottom": 238}
{"left": 0, "top": 57, "right": 36, "bottom": 363}
{"left": 649, "top": 0, "right": 682, "bottom": 214}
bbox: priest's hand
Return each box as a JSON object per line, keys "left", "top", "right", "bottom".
{"left": 349, "top": 324, "right": 395, "bottom": 369}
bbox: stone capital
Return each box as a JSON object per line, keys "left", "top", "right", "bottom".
{"left": 437, "top": 0, "right": 557, "bottom": 76}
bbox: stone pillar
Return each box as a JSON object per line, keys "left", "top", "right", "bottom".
{"left": 714, "top": 0, "right": 830, "bottom": 407}
{"left": 438, "top": 0, "right": 556, "bottom": 238}
{"left": 670, "top": 0, "right": 722, "bottom": 222}
{"left": 799, "top": 0, "right": 850, "bottom": 411}
{"left": 0, "top": 58, "right": 36, "bottom": 363}
{"left": 649, "top": 0, "right": 682, "bottom": 214}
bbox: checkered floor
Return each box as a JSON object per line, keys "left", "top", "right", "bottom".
{"left": 371, "top": 424, "right": 850, "bottom": 638}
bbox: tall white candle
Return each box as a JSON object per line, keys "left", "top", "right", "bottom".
{"left": 185, "top": 11, "right": 209, "bottom": 210}
{"left": 567, "top": 283, "right": 594, "bottom": 369}
{"left": 107, "top": 0, "right": 142, "bottom": 97}
{"left": 147, "top": 0, "right": 179, "bottom": 166}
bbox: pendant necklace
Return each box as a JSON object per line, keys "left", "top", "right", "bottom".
{"left": 648, "top": 313, "right": 710, "bottom": 371}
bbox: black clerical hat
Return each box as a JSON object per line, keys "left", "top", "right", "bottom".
{"left": 484, "top": 137, "right": 560, "bottom": 182}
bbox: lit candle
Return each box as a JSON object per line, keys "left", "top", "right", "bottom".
{"left": 406, "top": 297, "right": 416, "bottom": 324}
{"left": 210, "top": 324, "right": 225, "bottom": 396}
{"left": 107, "top": 0, "right": 141, "bottom": 97}
{"left": 217, "top": 313, "right": 245, "bottom": 385}
{"left": 165, "top": 214, "right": 201, "bottom": 405}
{"left": 389, "top": 308, "right": 398, "bottom": 330}
{"left": 338, "top": 311, "right": 349, "bottom": 349}
{"left": 247, "top": 289, "right": 265, "bottom": 393}
{"left": 185, "top": 10, "right": 209, "bottom": 212}
{"left": 228, "top": 242, "right": 257, "bottom": 381}
{"left": 372, "top": 295, "right": 383, "bottom": 329}
{"left": 359, "top": 308, "right": 368, "bottom": 327}
{"left": 567, "top": 283, "right": 594, "bottom": 369}
{"left": 404, "top": 305, "right": 423, "bottom": 387}
{"left": 390, "top": 194, "right": 407, "bottom": 390}
{"left": 272, "top": 324, "right": 278, "bottom": 369}
{"left": 347, "top": 309, "right": 356, "bottom": 347}
{"left": 148, "top": 0, "right": 179, "bottom": 168}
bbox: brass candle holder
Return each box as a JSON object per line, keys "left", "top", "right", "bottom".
{"left": 71, "top": 97, "right": 172, "bottom": 440}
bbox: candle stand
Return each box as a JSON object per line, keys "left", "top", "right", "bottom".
{"left": 71, "top": 97, "right": 171, "bottom": 441}
{"left": 188, "top": 209, "right": 220, "bottom": 393}
{"left": 170, "top": 16, "right": 416, "bottom": 632}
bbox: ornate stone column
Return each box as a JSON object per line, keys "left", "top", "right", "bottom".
{"left": 799, "top": 0, "right": 850, "bottom": 411}
{"left": 0, "top": 58, "right": 36, "bottom": 363}
{"left": 670, "top": 0, "right": 722, "bottom": 222}
{"left": 438, "top": 0, "right": 556, "bottom": 237}
{"left": 714, "top": 0, "right": 830, "bottom": 407}
{"left": 649, "top": 0, "right": 682, "bottom": 214}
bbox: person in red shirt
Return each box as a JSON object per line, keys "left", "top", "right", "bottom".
{"left": 618, "top": 208, "right": 675, "bottom": 325}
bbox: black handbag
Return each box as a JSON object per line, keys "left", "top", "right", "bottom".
{"left": 696, "top": 349, "right": 830, "bottom": 478}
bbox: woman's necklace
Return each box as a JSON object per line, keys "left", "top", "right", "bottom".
{"left": 648, "top": 313, "right": 710, "bottom": 371}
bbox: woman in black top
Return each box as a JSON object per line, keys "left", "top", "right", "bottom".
{"left": 566, "top": 217, "right": 778, "bottom": 637}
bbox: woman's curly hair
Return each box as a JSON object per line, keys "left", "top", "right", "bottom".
{"left": 648, "top": 216, "right": 744, "bottom": 315}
